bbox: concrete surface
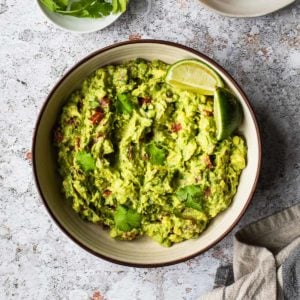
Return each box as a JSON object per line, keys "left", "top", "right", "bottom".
{"left": 1, "top": 0, "right": 300, "bottom": 299}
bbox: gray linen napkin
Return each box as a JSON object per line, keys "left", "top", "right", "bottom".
{"left": 199, "top": 203, "right": 300, "bottom": 300}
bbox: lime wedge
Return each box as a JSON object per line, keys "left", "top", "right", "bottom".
{"left": 214, "top": 87, "right": 243, "bottom": 140}
{"left": 165, "top": 59, "right": 224, "bottom": 95}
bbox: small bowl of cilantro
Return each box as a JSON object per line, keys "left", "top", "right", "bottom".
{"left": 37, "top": 0, "right": 128, "bottom": 33}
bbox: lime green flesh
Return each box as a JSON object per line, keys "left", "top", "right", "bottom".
{"left": 166, "top": 59, "right": 224, "bottom": 95}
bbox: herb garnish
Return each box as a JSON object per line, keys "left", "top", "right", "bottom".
{"left": 39, "top": 0, "right": 128, "bottom": 18}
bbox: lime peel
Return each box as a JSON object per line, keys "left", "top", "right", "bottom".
{"left": 214, "top": 87, "right": 243, "bottom": 140}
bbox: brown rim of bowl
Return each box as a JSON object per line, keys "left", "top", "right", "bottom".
{"left": 32, "top": 39, "right": 262, "bottom": 268}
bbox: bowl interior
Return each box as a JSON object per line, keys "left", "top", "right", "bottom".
{"left": 36, "top": 1, "right": 122, "bottom": 33}
{"left": 34, "top": 42, "right": 261, "bottom": 266}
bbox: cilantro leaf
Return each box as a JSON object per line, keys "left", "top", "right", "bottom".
{"left": 61, "top": 0, "right": 112, "bottom": 18}
{"left": 86, "top": 2, "right": 112, "bottom": 17}
{"left": 146, "top": 142, "right": 168, "bottom": 165}
{"left": 116, "top": 93, "right": 134, "bottom": 114}
{"left": 112, "top": 0, "right": 119, "bottom": 13}
{"left": 126, "top": 208, "right": 141, "bottom": 228}
{"left": 39, "top": 0, "right": 61, "bottom": 11}
{"left": 39, "top": 0, "right": 127, "bottom": 18}
{"left": 56, "top": 0, "right": 68, "bottom": 7}
{"left": 75, "top": 151, "right": 96, "bottom": 172}
{"left": 114, "top": 206, "right": 130, "bottom": 231}
{"left": 114, "top": 206, "right": 141, "bottom": 232}
{"left": 56, "top": 0, "right": 95, "bottom": 16}
{"left": 112, "top": 0, "right": 128, "bottom": 13}
{"left": 176, "top": 185, "right": 204, "bottom": 211}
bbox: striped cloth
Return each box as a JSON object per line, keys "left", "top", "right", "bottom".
{"left": 199, "top": 203, "right": 300, "bottom": 300}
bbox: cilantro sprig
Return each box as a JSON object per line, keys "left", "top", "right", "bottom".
{"left": 116, "top": 93, "right": 135, "bottom": 114}
{"left": 75, "top": 151, "right": 96, "bottom": 172}
{"left": 146, "top": 142, "right": 168, "bottom": 165}
{"left": 39, "top": 0, "right": 128, "bottom": 18}
{"left": 176, "top": 185, "right": 204, "bottom": 211}
{"left": 114, "top": 206, "right": 141, "bottom": 232}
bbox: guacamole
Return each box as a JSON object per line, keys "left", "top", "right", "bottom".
{"left": 54, "top": 59, "right": 247, "bottom": 247}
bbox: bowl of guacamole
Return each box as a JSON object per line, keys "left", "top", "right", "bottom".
{"left": 33, "top": 40, "right": 261, "bottom": 266}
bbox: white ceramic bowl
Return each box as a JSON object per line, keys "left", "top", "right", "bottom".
{"left": 33, "top": 40, "right": 261, "bottom": 267}
{"left": 199, "top": 0, "right": 295, "bottom": 17}
{"left": 36, "top": 0, "right": 122, "bottom": 33}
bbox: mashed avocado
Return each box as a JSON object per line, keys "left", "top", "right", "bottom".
{"left": 54, "top": 59, "right": 247, "bottom": 247}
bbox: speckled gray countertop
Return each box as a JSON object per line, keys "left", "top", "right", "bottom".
{"left": 1, "top": 0, "right": 300, "bottom": 299}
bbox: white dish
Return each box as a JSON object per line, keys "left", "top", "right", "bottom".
{"left": 33, "top": 40, "right": 261, "bottom": 267}
{"left": 199, "top": 0, "right": 296, "bottom": 17}
{"left": 36, "top": 1, "right": 122, "bottom": 33}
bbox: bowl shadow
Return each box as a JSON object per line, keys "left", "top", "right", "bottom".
{"left": 256, "top": 110, "right": 286, "bottom": 191}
